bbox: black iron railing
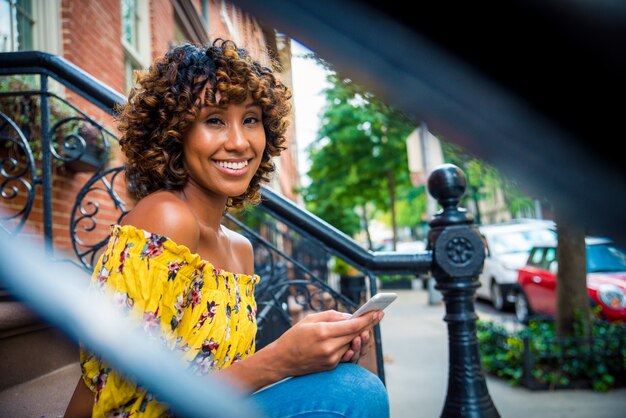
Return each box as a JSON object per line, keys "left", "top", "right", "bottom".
{"left": 0, "top": 51, "right": 499, "bottom": 417}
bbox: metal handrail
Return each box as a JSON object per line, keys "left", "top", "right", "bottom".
{"left": 259, "top": 187, "right": 433, "bottom": 274}
{"left": 0, "top": 51, "right": 125, "bottom": 115}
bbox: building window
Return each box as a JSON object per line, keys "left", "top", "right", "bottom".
{"left": 171, "top": 0, "right": 208, "bottom": 46}
{"left": 121, "top": 0, "right": 150, "bottom": 92}
{"left": 220, "top": 0, "right": 239, "bottom": 44}
{"left": 1, "top": 0, "right": 34, "bottom": 52}
{"left": 122, "top": 0, "right": 140, "bottom": 50}
{"left": 201, "top": 0, "right": 208, "bottom": 25}
{"left": 174, "top": 17, "right": 189, "bottom": 45}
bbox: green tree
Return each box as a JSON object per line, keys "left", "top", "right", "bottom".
{"left": 302, "top": 68, "right": 415, "bottom": 248}
{"left": 378, "top": 185, "right": 427, "bottom": 238}
{"left": 441, "top": 141, "right": 534, "bottom": 222}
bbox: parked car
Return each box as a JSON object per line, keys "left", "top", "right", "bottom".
{"left": 514, "top": 237, "right": 626, "bottom": 323}
{"left": 477, "top": 220, "right": 556, "bottom": 310}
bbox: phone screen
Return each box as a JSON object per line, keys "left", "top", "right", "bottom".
{"left": 350, "top": 292, "right": 397, "bottom": 318}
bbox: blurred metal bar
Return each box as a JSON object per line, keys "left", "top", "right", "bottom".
{"left": 232, "top": 0, "right": 626, "bottom": 246}
{"left": 0, "top": 233, "right": 259, "bottom": 418}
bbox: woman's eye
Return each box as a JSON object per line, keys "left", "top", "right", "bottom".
{"left": 205, "top": 117, "right": 223, "bottom": 125}
{"left": 244, "top": 116, "right": 260, "bottom": 124}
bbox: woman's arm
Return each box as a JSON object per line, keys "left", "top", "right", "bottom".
{"left": 219, "top": 309, "right": 384, "bottom": 393}
{"left": 63, "top": 378, "right": 93, "bottom": 418}
{"left": 223, "top": 227, "right": 382, "bottom": 392}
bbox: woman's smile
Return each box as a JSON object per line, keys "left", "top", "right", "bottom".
{"left": 213, "top": 158, "right": 252, "bottom": 176}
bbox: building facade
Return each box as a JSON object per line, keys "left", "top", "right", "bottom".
{"left": 1, "top": 0, "right": 301, "bottom": 253}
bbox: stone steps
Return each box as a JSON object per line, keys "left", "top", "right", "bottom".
{"left": 0, "top": 362, "right": 80, "bottom": 417}
{"left": 0, "top": 297, "right": 79, "bottom": 416}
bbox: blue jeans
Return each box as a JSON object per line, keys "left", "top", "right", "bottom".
{"left": 247, "top": 363, "right": 389, "bottom": 418}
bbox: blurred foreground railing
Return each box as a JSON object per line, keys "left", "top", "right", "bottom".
{"left": 0, "top": 231, "right": 256, "bottom": 418}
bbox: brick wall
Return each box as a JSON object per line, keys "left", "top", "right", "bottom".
{"left": 150, "top": 0, "right": 175, "bottom": 58}
{"left": 61, "top": 0, "right": 124, "bottom": 126}
{"left": 62, "top": 0, "right": 124, "bottom": 91}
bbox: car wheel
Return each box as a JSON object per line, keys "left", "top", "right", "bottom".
{"left": 491, "top": 281, "right": 505, "bottom": 311}
{"left": 515, "top": 291, "right": 531, "bottom": 324}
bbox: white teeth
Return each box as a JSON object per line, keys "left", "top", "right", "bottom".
{"left": 216, "top": 160, "right": 248, "bottom": 170}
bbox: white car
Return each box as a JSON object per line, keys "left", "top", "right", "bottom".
{"left": 476, "top": 220, "right": 556, "bottom": 310}
{"left": 375, "top": 240, "right": 427, "bottom": 253}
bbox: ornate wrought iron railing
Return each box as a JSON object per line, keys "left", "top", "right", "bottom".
{"left": 0, "top": 51, "right": 500, "bottom": 417}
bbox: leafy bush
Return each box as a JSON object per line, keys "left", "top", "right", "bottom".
{"left": 331, "top": 257, "right": 360, "bottom": 276}
{"left": 477, "top": 318, "right": 626, "bottom": 391}
{"left": 477, "top": 320, "right": 524, "bottom": 383}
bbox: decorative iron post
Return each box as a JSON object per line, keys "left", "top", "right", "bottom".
{"left": 427, "top": 164, "right": 499, "bottom": 418}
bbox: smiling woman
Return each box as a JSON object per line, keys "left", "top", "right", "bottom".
{"left": 117, "top": 41, "right": 290, "bottom": 210}
{"left": 63, "top": 39, "right": 389, "bottom": 418}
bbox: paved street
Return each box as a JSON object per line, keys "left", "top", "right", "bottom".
{"left": 381, "top": 288, "right": 626, "bottom": 418}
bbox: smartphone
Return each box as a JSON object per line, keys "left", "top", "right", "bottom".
{"left": 350, "top": 292, "right": 397, "bottom": 319}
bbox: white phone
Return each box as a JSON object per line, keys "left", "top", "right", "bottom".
{"left": 350, "top": 292, "right": 397, "bottom": 319}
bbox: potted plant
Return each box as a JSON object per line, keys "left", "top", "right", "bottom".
{"left": 332, "top": 257, "right": 366, "bottom": 305}
{"left": 0, "top": 75, "right": 108, "bottom": 173}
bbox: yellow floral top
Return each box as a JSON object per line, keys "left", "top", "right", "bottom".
{"left": 80, "top": 224, "right": 259, "bottom": 417}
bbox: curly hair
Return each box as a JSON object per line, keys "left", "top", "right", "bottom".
{"left": 116, "top": 39, "right": 291, "bottom": 209}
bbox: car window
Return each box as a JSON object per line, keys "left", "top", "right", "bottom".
{"left": 587, "top": 244, "right": 626, "bottom": 273}
{"left": 489, "top": 228, "right": 556, "bottom": 256}
{"left": 529, "top": 248, "right": 545, "bottom": 267}
{"left": 543, "top": 247, "right": 556, "bottom": 270}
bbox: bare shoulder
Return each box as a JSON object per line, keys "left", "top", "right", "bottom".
{"left": 222, "top": 225, "right": 254, "bottom": 275}
{"left": 122, "top": 191, "right": 200, "bottom": 252}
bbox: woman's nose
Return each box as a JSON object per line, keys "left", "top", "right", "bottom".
{"left": 224, "top": 124, "right": 248, "bottom": 152}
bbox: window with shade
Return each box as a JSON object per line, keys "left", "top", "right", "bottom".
{"left": 0, "top": 0, "right": 34, "bottom": 52}
{"left": 121, "top": 0, "right": 150, "bottom": 92}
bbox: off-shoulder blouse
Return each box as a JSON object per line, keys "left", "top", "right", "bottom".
{"left": 80, "top": 224, "right": 259, "bottom": 417}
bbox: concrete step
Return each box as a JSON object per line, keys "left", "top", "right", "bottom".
{"left": 0, "top": 362, "right": 80, "bottom": 417}
{"left": 0, "top": 300, "right": 79, "bottom": 391}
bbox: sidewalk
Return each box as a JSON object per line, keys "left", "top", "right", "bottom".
{"left": 380, "top": 288, "right": 626, "bottom": 418}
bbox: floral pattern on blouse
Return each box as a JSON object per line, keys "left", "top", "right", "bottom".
{"left": 80, "top": 224, "right": 259, "bottom": 418}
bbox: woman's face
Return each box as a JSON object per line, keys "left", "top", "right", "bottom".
{"left": 182, "top": 93, "right": 266, "bottom": 201}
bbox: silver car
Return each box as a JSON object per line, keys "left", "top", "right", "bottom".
{"left": 477, "top": 220, "right": 556, "bottom": 311}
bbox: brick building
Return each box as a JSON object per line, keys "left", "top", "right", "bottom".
{"left": 0, "top": 0, "right": 300, "bottom": 257}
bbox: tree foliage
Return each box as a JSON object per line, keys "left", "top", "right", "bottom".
{"left": 302, "top": 64, "right": 416, "bottom": 241}
{"left": 441, "top": 141, "right": 535, "bottom": 221}
{"left": 378, "top": 186, "right": 427, "bottom": 233}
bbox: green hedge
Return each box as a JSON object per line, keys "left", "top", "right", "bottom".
{"left": 477, "top": 319, "right": 626, "bottom": 391}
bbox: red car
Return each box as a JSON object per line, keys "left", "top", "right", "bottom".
{"left": 514, "top": 237, "right": 626, "bottom": 323}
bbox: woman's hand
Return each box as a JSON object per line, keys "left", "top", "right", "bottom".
{"left": 220, "top": 309, "right": 383, "bottom": 393}
{"left": 340, "top": 313, "right": 382, "bottom": 364}
{"left": 269, "top": 310, "right": 383, "bottom": 377}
